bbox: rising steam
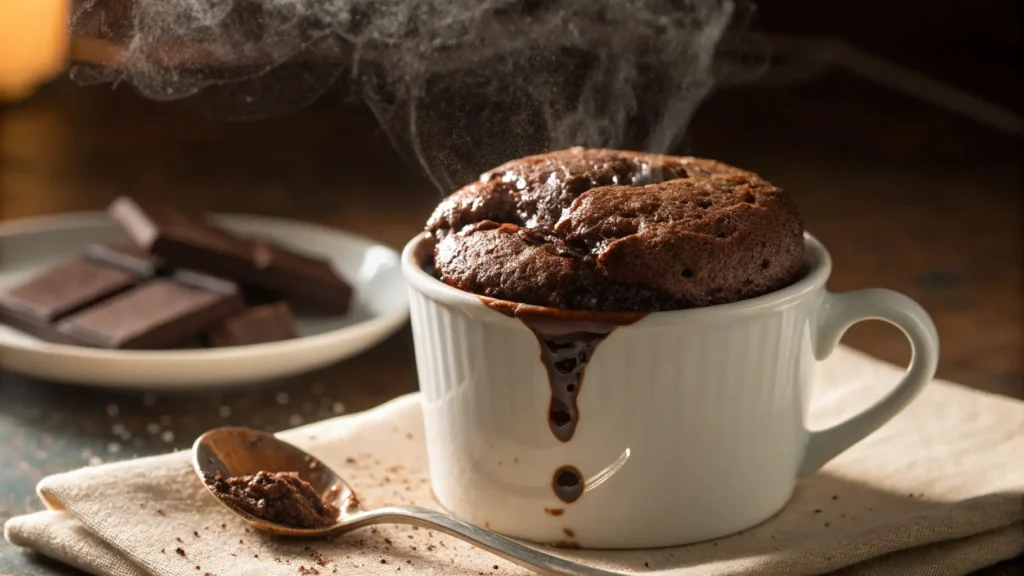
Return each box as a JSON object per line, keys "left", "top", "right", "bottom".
{"left": 69, "top": 0, "right": 765, "bottom": 191}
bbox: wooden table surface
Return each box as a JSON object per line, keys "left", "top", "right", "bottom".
{"left": 0, "top": 71, "right": 1021, "bottom": 574}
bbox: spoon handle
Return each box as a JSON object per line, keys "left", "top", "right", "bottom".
{"left": 348, "top": 505, "right": 620, "bottom": 576}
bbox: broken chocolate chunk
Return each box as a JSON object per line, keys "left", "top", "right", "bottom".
{"left": 108, "top": 196, "right": 352, "bottom": 313}
{"left": 207, "top": 301, "right": 298, "bottom": 347}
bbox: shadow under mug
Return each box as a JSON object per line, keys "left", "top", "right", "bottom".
{"left": 401, "top": 233, "right": 939, "bottom": 549}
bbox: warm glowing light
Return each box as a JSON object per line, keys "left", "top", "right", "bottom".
{"left": 0, "top": 0, "right": 70, "bottom": 101}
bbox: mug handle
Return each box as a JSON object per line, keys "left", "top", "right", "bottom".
{"left": 798, "top": 288, "right": 940, "bottom": 476}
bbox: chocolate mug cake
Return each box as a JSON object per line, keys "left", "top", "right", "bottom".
{"left": 403, "top": 147, "right": 938, "bottom": 548}
{"left": 426, "top": 147, "right": 805, "bottom": 312}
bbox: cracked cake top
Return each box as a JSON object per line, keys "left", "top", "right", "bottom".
{"left": 425, "top": 147, "right": 804, "bottom": 312}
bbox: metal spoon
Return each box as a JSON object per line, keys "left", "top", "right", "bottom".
{"left": 192, "top": 427, "right": 617, "bottom": 576}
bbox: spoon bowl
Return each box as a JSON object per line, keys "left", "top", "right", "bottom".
{"left": 192, "top": 426, "right": 358, "bottom": 536}
{"left": 192, "top": 426, "right": 617, "bottom": 576}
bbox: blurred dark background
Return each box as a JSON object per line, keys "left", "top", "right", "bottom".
{"left": 763, "top": 0, "right": 1021, "bottom": 108}
{"left": 0, "top": 1, "right": 1021, "bottom": 574}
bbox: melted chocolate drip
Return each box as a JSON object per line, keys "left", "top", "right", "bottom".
{"left": 536, "top": 331, "right": 608, "bottom": 442}
{"left": 552, "top": 465, "right": 584, "bottom": 504}
{"left": 476, "top": 295, "right": 647, "bottom": 445}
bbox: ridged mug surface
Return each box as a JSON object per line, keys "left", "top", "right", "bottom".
{"left": 401, "top": 233, "right": 938, "bottom": 549}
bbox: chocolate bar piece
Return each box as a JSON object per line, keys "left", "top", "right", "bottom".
{"left": 207, "top": 301, "right": 298, "bottom": 347}
{"left": 240, "top": 286, "right": 287, "bottom": 307}
{"left": 0, "top": 259, "right": 139, "bottom": 342}
{"left": 250, "top": 238, "right": 352, "bottom": 313}
{"left": 56, "top": 271, "right": 244, "bottom": 349}
{"left": 85, "top": 243, "right": 164, "bottom": 277}
{"left": 108, "top": 197, "right": 352, "bottom": 313}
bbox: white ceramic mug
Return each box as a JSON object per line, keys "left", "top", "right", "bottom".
{"left": 401, "top": 233, "right": 939, "bottom": 549}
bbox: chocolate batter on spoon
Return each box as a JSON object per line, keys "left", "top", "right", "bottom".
{"left": 203, "top": 471, "right": 340, "bottom": 529}
{"left": 191, "top": 427, "right": 622, "bottom": 575}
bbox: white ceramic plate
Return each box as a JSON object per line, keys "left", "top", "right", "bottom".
{"left": 0, "top": 212, "right": 409, "bottom": 389}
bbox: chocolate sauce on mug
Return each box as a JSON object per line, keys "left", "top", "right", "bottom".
{"left": 552, "top": 465, "right": 585, "bottom": 504}
{"left": 537, "top": 330, "right": 609, "bottom": 441}
{"left": 479, "top": 297, "right": 646, "bottom": 443}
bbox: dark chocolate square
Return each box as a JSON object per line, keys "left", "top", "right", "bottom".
{"left": 56, "top": 272, "right": 245, "bottom": 349}
{"left": 207, "top": 301, "right": 298, "bottom": 347}
{"left": 0, "top": 259, "right": 140, "bottom": 342}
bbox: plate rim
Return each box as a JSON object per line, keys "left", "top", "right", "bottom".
{"left": 0, "top": 210, "right": 410, "bottom": 363}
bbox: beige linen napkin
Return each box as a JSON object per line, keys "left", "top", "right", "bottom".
{"left": 5, "top": 346, "right": 1024, "bottom": 576}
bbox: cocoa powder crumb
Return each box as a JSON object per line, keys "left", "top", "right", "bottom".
{"left": 157, "top": 509, "right": 166, "bottom": 516}
{"left": 175, "top": 548, "right": 186, "bottom": 557}
{"left": 813, "top": 509, "right": 822, "bottom": 514}
{"left": 161, "top": 549, "right": 165, "bottom": 554}
{"left": 193, "top": 531, "right": 200, "bottom": 538}
{"left": 175, "top": 537, "right": 184, "bottom": 543}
